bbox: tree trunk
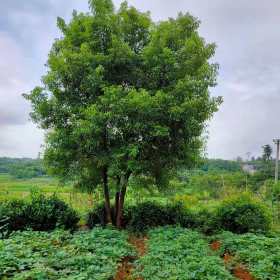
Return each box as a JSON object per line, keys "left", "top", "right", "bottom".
{"left": 102, "top": 167, "right": 112, "bottom": 224}
{"left": 116, "top": 173, "right": 130, "bottom": 229}
{"left": 114, "top": 191, "right": 120, "bottom": 225}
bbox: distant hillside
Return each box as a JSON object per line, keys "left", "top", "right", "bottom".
{"left": 0, "top": 157, "right": 46, "bottom": 179}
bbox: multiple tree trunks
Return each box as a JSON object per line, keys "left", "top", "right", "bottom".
{"left": 103, "top": 172, "right": 131, "bottom": 228}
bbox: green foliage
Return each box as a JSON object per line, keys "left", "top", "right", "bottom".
{"left": 25, "top": 191, "right": 80, "bottom": 231}
{"left": 24, "top": 0, "right": 220, "bottom": 215}
{"left": 0, "top": 216, "right": 9, "bottom": 239}
{"left": 86, "top": 202, "right": 110, "bottom": 228}
{"left": 127, "top": 201, "right": 194, "bottom": 232}
{"left": 216, "top": 193, "right": 271, "bottom": 233}
{"left": 0, "top": 192, "right": 79, "bottom": 232}
{"left": 193, "top": 207, "right": 220, "bottom": 234}
{"left": 215, "top": 231, "right": 280, "bottom": 280}
{"left": 134, "top": 226, "right": 234, "bottom": 280}
{"left": 0, "top": 199, "right": 28, "bottom": 231}
{"left": 0, "top": 228, "right": 135, "bottom": 279}
{"left": 86, "top": 201, "right": 224, "bottom": 234}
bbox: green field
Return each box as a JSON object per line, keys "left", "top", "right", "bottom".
{"left": 0, "top": 174, "right": 95, "bottom": 214}
{"left": 2, "top": 226, "right": 280, "bottom": 280}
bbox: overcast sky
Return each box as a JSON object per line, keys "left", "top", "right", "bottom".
{"left": 0, "top": 0, "right": 279, "bottom": 159}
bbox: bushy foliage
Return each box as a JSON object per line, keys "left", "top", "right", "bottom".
{"left": 0, "top": 228, "right": 135, "bottom": 279}
{"left": 87, "top": 201, "right": 217, "bottom": 233}
{"left": 134, "top": 226, "right": 234, "bottom": 280}
{"left": 215, "top": 193, "right": 271, "bottom": 233}
{"left": 0, "top": 200, "right": 28, "bottom": 231}
{"left": 127, "top": 201, "right": 195, "bottom": 232}
{"left": 86, "top": 203, "right": 110, "bottom": 228}
{"left": 0, "top": 192, "right": 79, "bottom": 232}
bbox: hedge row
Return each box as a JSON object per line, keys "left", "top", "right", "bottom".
{"left": 87, "top": 193, "right": 272, "bottom": 234}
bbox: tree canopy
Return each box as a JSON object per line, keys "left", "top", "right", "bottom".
{"left": 24, "top": 0, "right": 221, "bottom": 227}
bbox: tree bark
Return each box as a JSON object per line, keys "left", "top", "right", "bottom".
{"left": 114, "top": 191, "right": 120, "bottom": 225}
{"left": 116, "top": 172, "right": 131, "bottom": 229}
{"left": 102, "top": 166, "right": 112, "bottom": 224}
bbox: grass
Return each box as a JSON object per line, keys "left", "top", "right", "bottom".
{"left": 0, "top": 174, "right": 95, "bottom": 214}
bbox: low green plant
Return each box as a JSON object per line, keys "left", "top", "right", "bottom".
{"left": 134, "top": 226, "right": 234, "bottom": 280}
{"left": 215, "top": 231, "right": 280, "bottom": 280}
{"left": 0, "top": 227, "right": 135, "bottom": 279}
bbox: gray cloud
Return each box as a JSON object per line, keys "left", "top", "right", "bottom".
{"left": 0, "top": 0, "right": 279, "bottom": 158}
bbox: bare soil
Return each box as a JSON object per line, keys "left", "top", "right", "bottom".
{"left": 114, "top": 236, "right": 147, "bottom": 280}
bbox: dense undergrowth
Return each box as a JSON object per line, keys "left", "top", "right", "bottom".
{"left": 0, "top": 227, "right": 135, "bottom": 279}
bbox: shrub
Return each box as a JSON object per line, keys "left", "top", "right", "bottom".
{"left": 127, "top": 201, "right": 168, "bottom": 232}
{"left": 0, "top": 193, "right": 79, "bottom": 232}
{"left": 86, "top": 202, "right": 134, "bottom": 229}
{"left": 25, "top": 192, "right": 80, "bottom": 231}
{"left": 87, "top": 201, "right": 198, "bottom": 232}
{"left": 127, "top": 201, "right": 195, "bottom": 232}
{"left": 193, "top": 207, "right": 220, "bottom": 234}
{"left": 0, "top": 200, "right": 28, "bottom": 231}
{"left": 86, "top": 203, "right": 108, "bottom": 228}
{"left": 215, "top": 193, "right": 271, "bottom": 233}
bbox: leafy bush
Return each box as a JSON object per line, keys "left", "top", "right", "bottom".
{"left": 0, "top": 200, "right": 27, "bottom": 231}
{"left": 193, "top": 207, "right": 220, "bottom": 234}
{"left": 0, "top": 193, "right": 79, "bottom": 232}
{"left": 87, "top": 201, "right": 196, "bottom": 232}
{"left": 86, "top": 202, "right": 132, "bottom": 229}
{"left": 86, "top": 203, "right": 108, "bottom": 228}
{"left": 127, "top": 201, "right": 168, "bottom": 232}
{"left": 25, "top": 192, "right": 79, "bottom": 231}
{"left": 215, "top": 193, "right": 271, "bottom": 233}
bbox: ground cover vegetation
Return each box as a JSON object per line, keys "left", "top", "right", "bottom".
{"left": 213, "top": 231, "right": 280, "bottom": 280}
{"left": 0, "top": 227, "right": 134, "bottom": 279}
{"left": 134, "top": 226, "right": 234, "bottom": 280}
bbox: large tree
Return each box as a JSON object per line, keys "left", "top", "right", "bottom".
{"left": 24, "top": 0, "right": 221, "bottom": 227}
